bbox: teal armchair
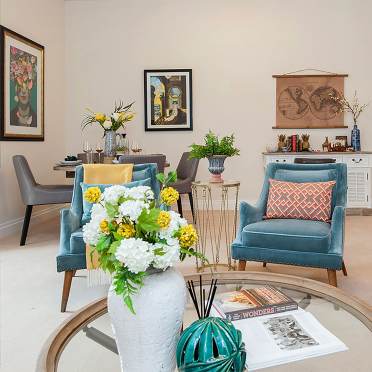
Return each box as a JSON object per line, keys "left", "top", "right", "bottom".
{"left": 232, "top": 163, "right": 348, "bottom": 287}
{"left": 57, "top": 164, "right": 160, "bottom": 312}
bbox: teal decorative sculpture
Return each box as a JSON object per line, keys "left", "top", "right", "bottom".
{"left": 177, "top": 317, "right": 246, "bottom": 371}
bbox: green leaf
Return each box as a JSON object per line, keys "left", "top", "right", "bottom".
{"left": 124, "top": 296, "right": 135, "bottom": 314}
{"left": 108, "top": 240, "right": 121, "bottom": 254}
{"left": 136, "top": 208, "right": 160, "bottom": 232}
{"left": 153, "top": 247, "right": 165, "bottom": 256}
{"left": 166, "top": 171, "right": 177, "bottom": 184}
{"left": 96, "top": 235, "right": 111, "bottom": 253}
{"left": 105, "top": 202, "right": 119, "bottom": 218}
{"left": 113, "top": 232, "right": 124, "bottom": 241}
{"left": 156, "top": 173, "right": 165, "bottom": 184}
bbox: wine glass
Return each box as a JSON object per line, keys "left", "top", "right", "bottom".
{"left": 96, "top": 142, "right": 103, "bottom": 163}
{"left": 131, "top": 141, "right": 142, "bottom": 154}
{"left": 83, "top": 141, "right": 93, "bottom": 163}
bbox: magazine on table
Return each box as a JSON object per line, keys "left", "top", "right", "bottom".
{"left": 211, "top": 302, "right": 347, "bottom": 370}
{"left": 212, "top": 286, "right": 298, "bottom": 321}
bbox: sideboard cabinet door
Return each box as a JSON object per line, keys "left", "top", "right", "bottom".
{"left": 347, "top": 168, "right": 371, "bottom": 208}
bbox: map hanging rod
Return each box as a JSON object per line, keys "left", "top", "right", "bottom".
{"left": 272, "top": 68, "right": 348, "bottom": 78}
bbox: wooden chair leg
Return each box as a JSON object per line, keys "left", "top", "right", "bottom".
{"left": 20, "top": 205, "right": 33, "bottom": 246}
{"left": 327, "top": 269, "right": 337, "bottom": 287}
{"left": 61, "top": 270, "right": 74, "bottom": 312}
{"left": 188, "top": 192, "right": 194, "bottom": 219}
{"left": 238, "top": 260, "right": 247, "bottom": 271}
{"left": 263, "top": 262, "right": 267, "bottom": 267}
{"left": 177, "top": 196, "right": 183, "bottom": 218}
{"left": 342, "top": 261, "right": 348, "bottom": 276}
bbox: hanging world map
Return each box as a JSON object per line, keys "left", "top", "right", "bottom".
{"left": 274, "top": 75, "right": 346, "bottom": 128}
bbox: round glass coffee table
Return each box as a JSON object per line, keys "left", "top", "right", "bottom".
{"left": 37, "top": 272, "right": 372, "bottom": 372}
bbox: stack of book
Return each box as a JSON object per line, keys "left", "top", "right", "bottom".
{"left": 211, "top": 286, "right": 347, "bottom": 370}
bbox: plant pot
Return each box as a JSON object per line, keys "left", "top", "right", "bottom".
{"left": 208, "top": 155, "right": 227, "bottom": 183}
{"left": 107, "top": 268, "right": 187, "bottom": 372}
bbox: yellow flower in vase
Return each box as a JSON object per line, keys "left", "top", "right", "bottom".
{"left": 84, "top": 187, "right": 101, "bottom": 203}
{"left": 157, "top": 211, "right": 171, "bottom": 228}
{"left": 99, "top": 219, "right": 110, "bottom": 234}
{"left": 178, "top": 224, "right": 198, "bottom": 248}
{"left": 95, "top": 113, "right": 106, "bottom": 122}
{"left": 117, "top": 223, "right": 136, "bottom": 238}
{"left": 160, "top": 187, "right": 179, "bottom": 206}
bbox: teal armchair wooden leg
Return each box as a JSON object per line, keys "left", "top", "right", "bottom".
{"left": 61, "top": 270, "right": 74, "bottom": 312}
{"left": 263, "top": 262, "right": 267, "bottom": 268}
{"left": 238, "top": 260, "right": 246, "bottom": 271}
{"left": 342, "top": 261, "right": 348, "bottom": 276}
{"left": 327, "top": 269, "right": 337, "bottom": 287}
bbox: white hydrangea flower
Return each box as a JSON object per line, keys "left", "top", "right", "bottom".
{"left": 118, "top": 199, "right": 148, "bottom": 221}
{"left": 125, "top": 186, "right": 154, "bottom": 201}
{"left": 159, "top": 210, "right": 188, "bottom": 238}
{"left": 152, "top": 238, "right": 180, "bottom": 270}
{"left": 82, "top": 219, "right": 103, "bottom": 245}
{"left": 115, "top": 238, "right": 154, "bottom": 273}
{"left": 102, "top": 185, "right": 127, "bottom": 204}
{"left": 90, "top": 202, "right": 108, "bottom": 222}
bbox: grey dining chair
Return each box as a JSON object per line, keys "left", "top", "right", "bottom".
{"left": 118, "top": 154, "right": 167, "bottom": 173}
{"left": 170, "top": 152, "right": 199, "bottom": 218}
{"left": 13, "top": 155, "right": 73, "bottom": 246}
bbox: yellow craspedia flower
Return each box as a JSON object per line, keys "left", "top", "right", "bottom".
{"left": 95, "top": 112, "right": 106, "bottom": 122}
{"left": 84, "top": 187, "right": 101, "bottom": 203}
{"left": 160, "top": 187, "right": 179, "bottom": 206}
{"left": 178, "top": 224, "right": 198, "bottom": 248}
{"left": 117, "top": 223, "right": 136, "bottom": 238}
{"left": 99, "top": 219, "right": 110, "bottom": 234}
{"left": 157, "top": 211, "right": 171, "bottom": 228}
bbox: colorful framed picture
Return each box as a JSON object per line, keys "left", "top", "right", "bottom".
{"left": 144, "top": 69, "right": 192, "bottom": 131}
{"left": 0, "top": 26, "right": 44, "bottom": 141}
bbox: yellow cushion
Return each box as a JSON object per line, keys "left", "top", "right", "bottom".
{"left": 83, "top": 164, "right": 133, "bottom": 184}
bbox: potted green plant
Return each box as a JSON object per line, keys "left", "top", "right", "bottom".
{"left": 189, "top": 131, "right": 240, "bottom": 182}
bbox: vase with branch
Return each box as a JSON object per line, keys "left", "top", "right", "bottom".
{"left": 330, "top": 91, "right": 369, "bottom": 151}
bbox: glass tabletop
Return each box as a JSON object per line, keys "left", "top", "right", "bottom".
{"left": 43, "top": 273, "right": 372, "bottom": 372}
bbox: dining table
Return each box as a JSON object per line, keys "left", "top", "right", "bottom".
{"left": 53, "top": 155, "right": 170, "bottom": 178}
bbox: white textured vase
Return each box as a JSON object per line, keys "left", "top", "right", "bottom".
{"left": 107, "top": 268, "right": 187, "bottom": 372}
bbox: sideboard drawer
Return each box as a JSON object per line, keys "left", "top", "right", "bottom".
{"left": 265, "top": 156, "right": 294, "bottom": 165}
{"left": 344, "top": 155, "right": 370, "bottom": 167}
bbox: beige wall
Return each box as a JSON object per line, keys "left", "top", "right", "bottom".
{"left": 0, "top": 0, "right": 66, "bottom": 232}
{"left": 64, "top": 0, "right": 372, "bottom": 204}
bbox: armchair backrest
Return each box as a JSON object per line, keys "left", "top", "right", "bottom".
{"left": 258, "top": 163, "right": 347, "bottom": 214}
{"left": 176, "top": 152, "right": 199, "bottom": 181}
{"left": 119, "top": 154, "right": 166, "bottom": 173}
{"left": 70, "top": 163, "right": 160, "bottom": 221}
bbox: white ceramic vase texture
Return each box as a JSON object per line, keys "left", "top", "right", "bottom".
{"left": 107, "top": 268, "right": 187, "bottom": 372}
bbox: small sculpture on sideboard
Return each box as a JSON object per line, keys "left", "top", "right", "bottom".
{"left": 322, "top": 137, "right": 330, "bottom": 152}
{"left": 301, "top": 134, "right": 310, "bottom": 151}
{"left": 277, "top": 134, "right": 287, "bottom": 152}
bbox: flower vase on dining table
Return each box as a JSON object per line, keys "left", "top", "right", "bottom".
{"left": 104, "top": 130, "right": 120, "bottom": 157}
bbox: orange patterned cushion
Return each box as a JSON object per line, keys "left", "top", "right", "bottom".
{"left": 266, "top": 179, "right": 336, "bottom": 222}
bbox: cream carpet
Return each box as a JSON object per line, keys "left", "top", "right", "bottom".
{"left": 0, "top": 211, "right": 371, "bottom": 372}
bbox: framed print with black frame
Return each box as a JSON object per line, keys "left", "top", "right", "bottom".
{"left": 0, "top": 26, "right": 44, "bottom": 141}
{"left": 144, "top": 69, "right": 192, "bottom": 131}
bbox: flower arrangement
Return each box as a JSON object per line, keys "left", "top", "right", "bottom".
{"left": 10, "top": 46, "right": 37, "bottom": 94}
{"left": 189, "top": 131, "right": 240, "bottom": 159}
{"left": 82, "top": 171, "right": 201, "bottom": 313}
{"left": 330, "top": 91, "right": 369, "bottom": 125}
{"left": 82, "top": 101, "right": 135, "bottom": 132}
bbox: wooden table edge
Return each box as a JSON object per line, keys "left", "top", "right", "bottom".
{"left": 35, "top": 271, "right": 372, "bottom": 372}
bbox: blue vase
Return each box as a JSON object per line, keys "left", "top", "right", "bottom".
{"left": 208, "top": 155, "right": 227, "bottom": 183}
{"left": 351, "top": 124, "right": 361, "bottom": 151}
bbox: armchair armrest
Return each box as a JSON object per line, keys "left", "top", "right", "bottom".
{"left": 329, "top": 206, "right": 345, "bottom": 255}
{"left": 59, "top": 208, "right": 80, "bottom": 255}
{"left": 236, "top": 201, "right": 264, "bottom": 240}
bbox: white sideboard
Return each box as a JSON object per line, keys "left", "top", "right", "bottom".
{"left": 262, "top": 152, "right": 372, "bottom": 208}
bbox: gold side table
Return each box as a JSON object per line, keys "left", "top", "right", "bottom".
{"left": 191, "top": 180, "right": 240, "bottom": 272}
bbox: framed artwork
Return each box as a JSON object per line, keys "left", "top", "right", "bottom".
{"left": 0, "top": 26, "right": 44, "bottom": 141}
{"left": 144, "top": 69, "right": 192, "bottom": 131}
{"left": 273, "top": 74, "right": 348, "bottom": 129}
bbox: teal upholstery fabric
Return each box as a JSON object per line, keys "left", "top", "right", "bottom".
{"left": 242, "top": 219, "right": 331, "bottom": 253}
{"left": 80, "top": 178, "right": 152, "bottom": 224}
{"left": 57, "top": 163, "right": 160, "bottom": 272}
{"left": 232, "top": 163, "right": 347, "bottom": 271}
